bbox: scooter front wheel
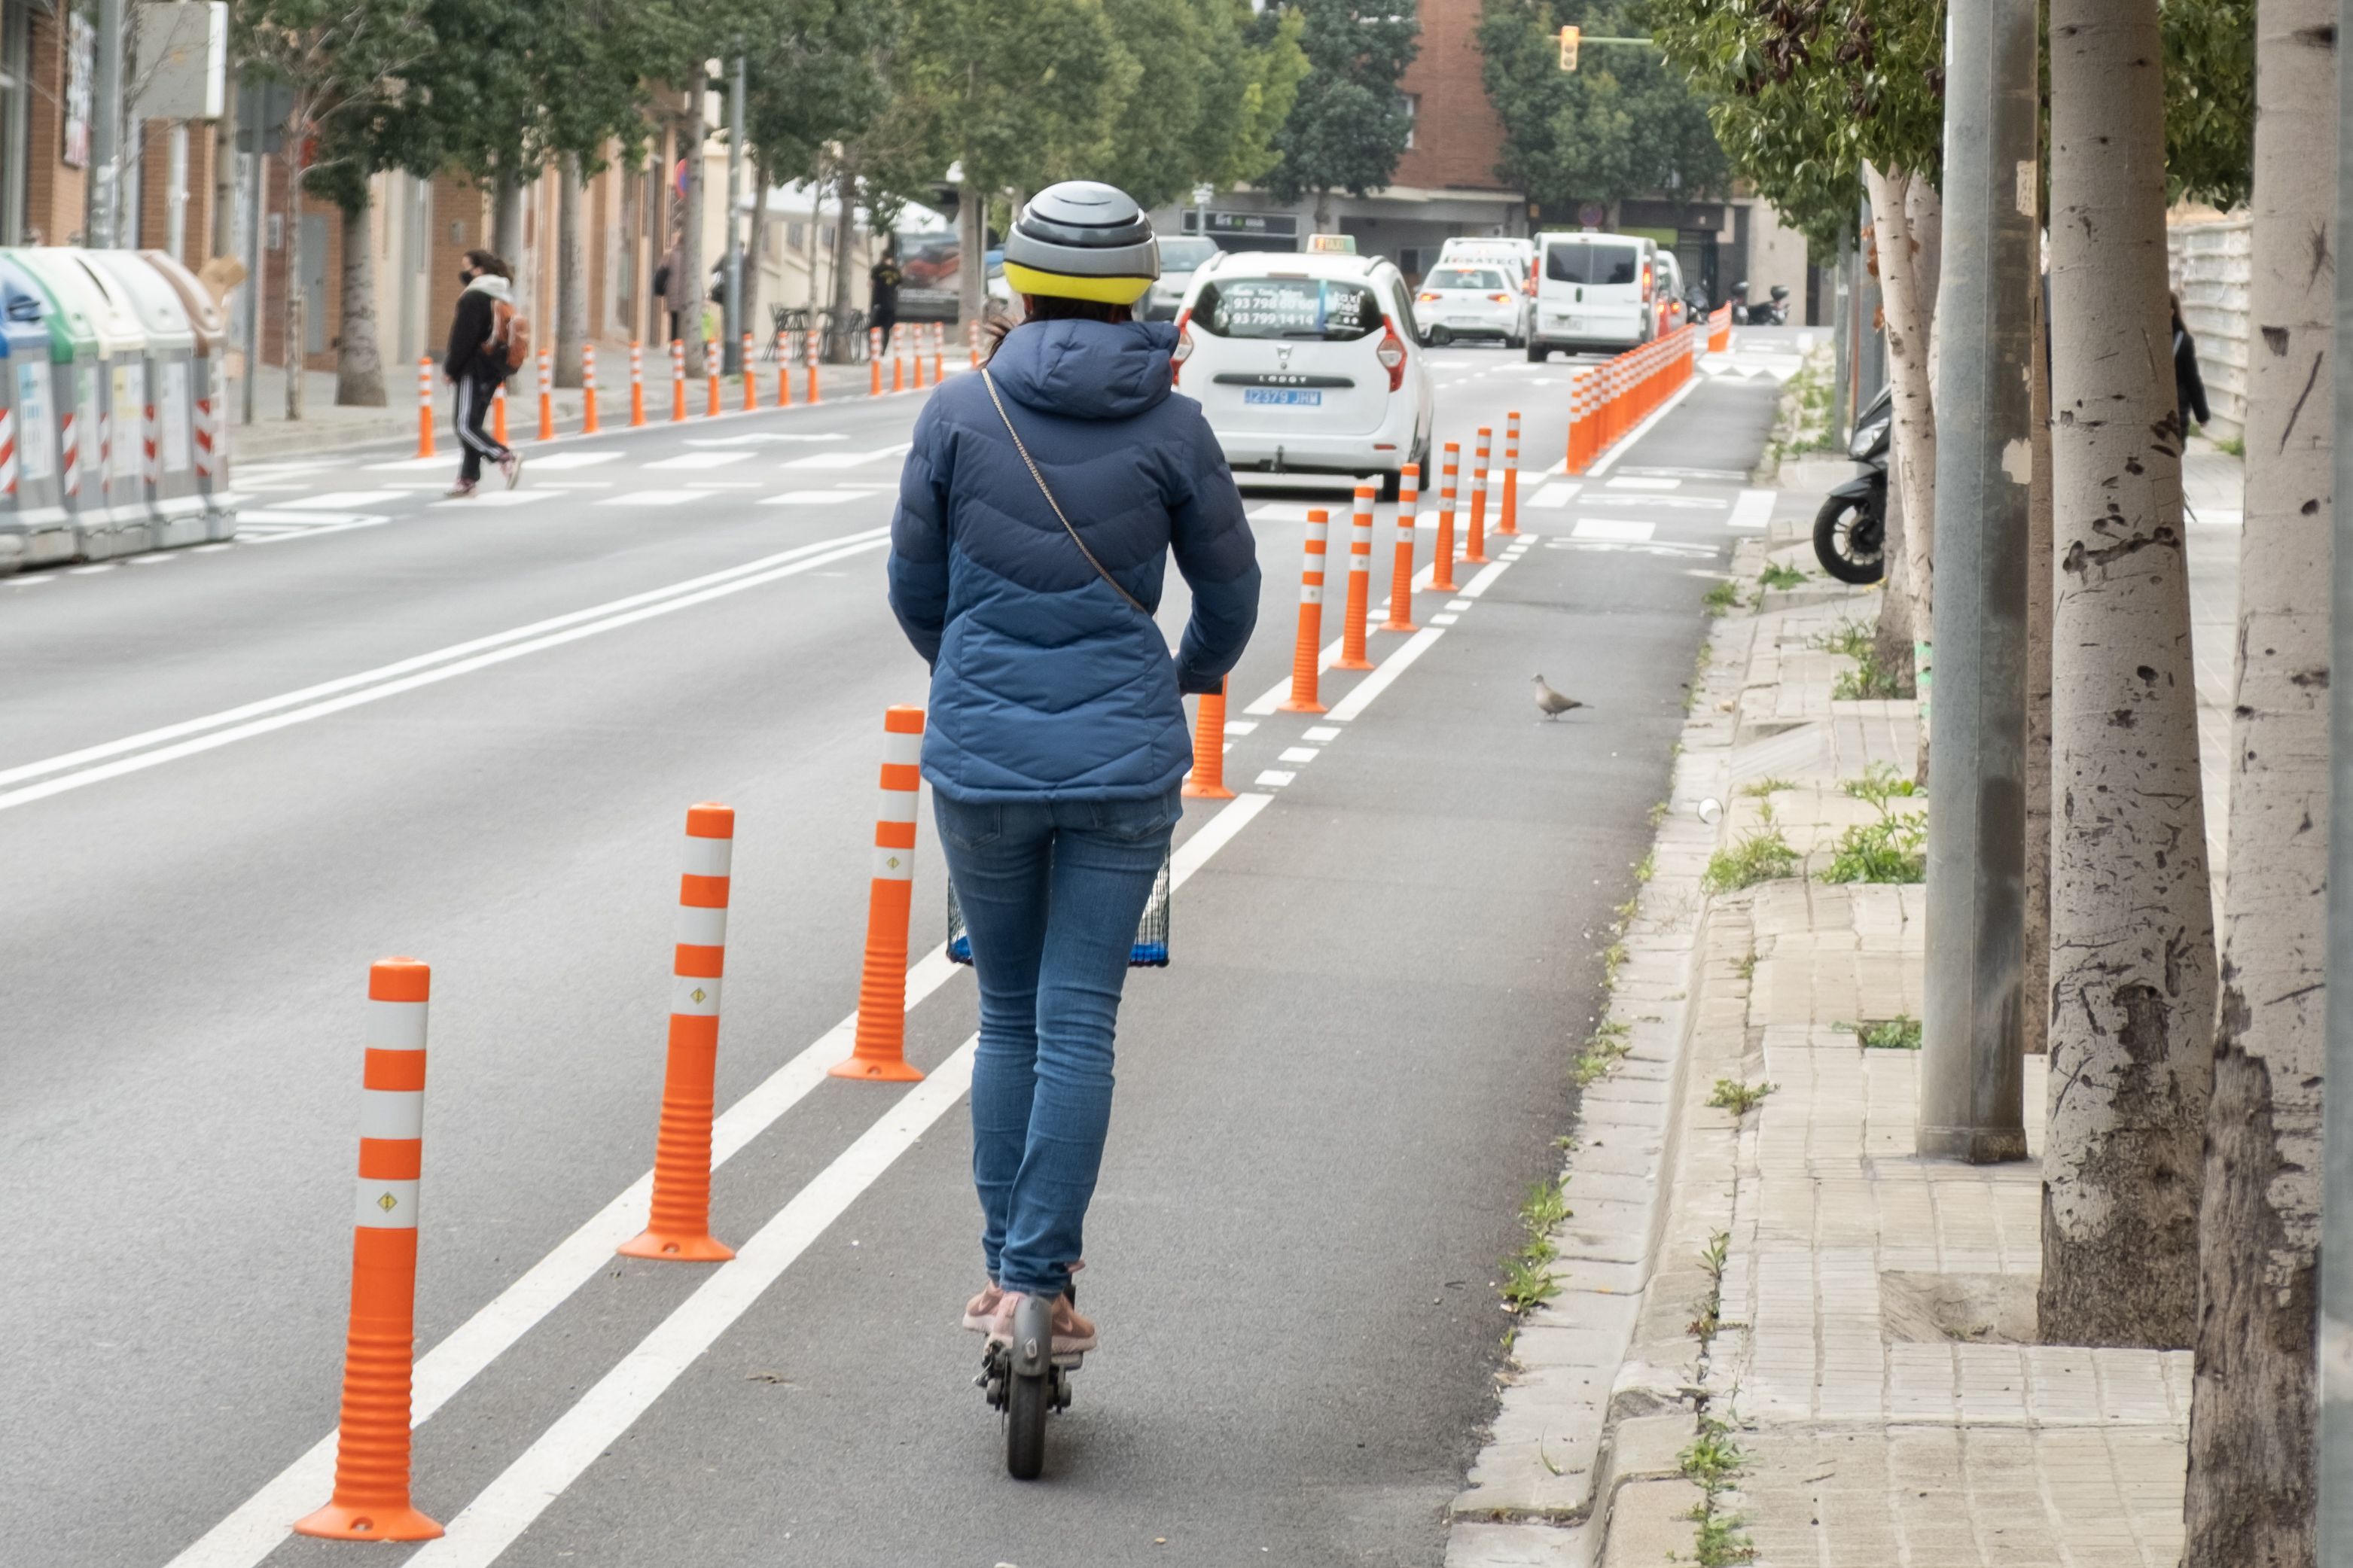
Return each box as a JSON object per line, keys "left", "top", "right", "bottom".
{"left": 1812, "top": 492, "right": 1885, "bottom": 584}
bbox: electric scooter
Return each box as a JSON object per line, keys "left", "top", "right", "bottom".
{"left": 1812, "top": 383, "right": 1889, "bottom": 584}
{"left": 978, "top": 1294, "right": 1081, "bottom": 1479}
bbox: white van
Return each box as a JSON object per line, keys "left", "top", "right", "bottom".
{"left": 1529, "top": 231, "right": 1657, "bottom": 361}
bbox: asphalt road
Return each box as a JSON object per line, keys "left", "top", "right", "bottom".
{"left": 3, "top": 327, "right": 1800, "bottom": 1567}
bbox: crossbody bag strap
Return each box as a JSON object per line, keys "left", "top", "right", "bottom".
{"left": 980, "top": 367, "right": 1149, "bottom": 615}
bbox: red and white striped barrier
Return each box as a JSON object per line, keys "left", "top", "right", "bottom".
{"left": 414, "top": 356, "right": 434, "bottom": 458}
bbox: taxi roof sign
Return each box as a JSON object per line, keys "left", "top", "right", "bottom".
{"left": 1305, "top": 233, "right": 1358, "bottom": 254}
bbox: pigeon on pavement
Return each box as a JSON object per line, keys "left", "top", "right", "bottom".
{"left": 1533, "top": 674, "right": 1586, "bottom": 720}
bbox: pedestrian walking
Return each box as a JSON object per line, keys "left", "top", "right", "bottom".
{"left": 887, "top": 181, "right": 1260, "bottom": 1360}
{"left": 2172, "top": 291, "right": 2211, "bottom": 434}
{"left": 653, "top": 228, "right": 684, "bottom": 346}
{"left": 869, "top": 239, "right": 904, "bottom": 358}
{"left": 443, "top": 249, "right": 523, "bottom": 499}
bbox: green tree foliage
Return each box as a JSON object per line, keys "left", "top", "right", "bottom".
{"left": 741, "top": 0, "right": 898, "bottom": 188}
{"left": 895, "top": 0, "right": 1135, "bottom": 199}
{"left": 1099, "top": 0, "right": 1307, "bottom": 209}
{"left": 2160, "top": 0, "right": 2252, "bottom": 209}
{"left": 1263, "top": 0, "right": 1420, "bottom": 227}
{"left": 1477, "top": 0, "right": 1728, "bottom": 212}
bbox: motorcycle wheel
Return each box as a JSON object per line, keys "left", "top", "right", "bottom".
{"left": 1812, "top": 493, "right": 1885, "bottom": 584}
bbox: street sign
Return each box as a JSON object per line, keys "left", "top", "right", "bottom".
{"left": 233, "top": 79, "right": 294, "bottom": 154}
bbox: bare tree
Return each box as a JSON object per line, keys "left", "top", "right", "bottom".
{"left": 556, "top": 153, "right": 585, "bottom": 388}
{"left": 679, "top": 66, "right": 709, "bottom": 379}
{"left": 2038, "top": 0, "right": 2218, "bottom": 1349}
{"left": 332, "top": 188, "right": 384, "bottom": 405}
{"left": 1864, "top": 161, "right": 1940, "bottom": 704}
{"left": 2024, "top": 236, "right": 2053, "bottom": 1055}
{"left": 2180, "top": 2, "right": 2337, "bottom": 1557}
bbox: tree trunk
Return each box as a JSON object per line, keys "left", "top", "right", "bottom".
{"left": 1313, "top": 187, "right": 1331, "bottom": 233}
{"left": 680, "top": 66, "right": 708, "bottom": 378}
{"left": 556, "top": 152, "right": 585, "bottom": 388}
{"left": 957, "top": 168, "right": 986, "bottom": 330}
{"left": 2024, "top": 248, "right": 2053, "bottom": 1055}
{"left": 1877, "top": 451, "right": 1915, "bottom": 685}
{"left": 282, "top": 127, "right": 305, "bottom": 421}
{"left": 492, "top": 159, "right": 522, "bottom": 263}
{"left": 333, "top": 194, "right": 385, "bottom": 407}
{"left": 2038, "top": 0, "right": 2217, "bottom": 1350}
{"left": 829, "top": 152, "right": 861, "bottom": 358}
{"left": 212, "top": 69, "right": 237, "bottom": 259}
{"left": 2180, "top": 4, "right": 2336, "bottom": 1558}
{"left": 742, "top": 163, "right": 769, "bottom": 352}
{"left": 1864, "top": 163, "right": 1940, "bottom": 706}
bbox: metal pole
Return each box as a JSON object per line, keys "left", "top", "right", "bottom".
{"left": 240, "top": 78, "right": 261, "bottom": 426}
{"left": 88, "top": 0, "right": 123, "bottom": 246}
{"left": 1916, "top": 0, "right": 2034, "bottom": 1162}
{"left": 1831, "top": 224, "right": 1852, "bottom": 443}
{"left": 723, "top": 55, "right": 745, "bottom": 376}
{"left": 2315, "top": 0, "right": 2353, "bottom": 1543}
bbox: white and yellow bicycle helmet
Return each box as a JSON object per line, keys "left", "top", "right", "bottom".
{"left": 999, "top": 181, "right": 1160, "bottom": 306}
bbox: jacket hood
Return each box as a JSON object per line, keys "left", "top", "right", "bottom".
{"left": 988, "top": 318, "right": 1177, "bottom": 422}
{"left": 464, "top": 273, "right": 513, "bottom": 301}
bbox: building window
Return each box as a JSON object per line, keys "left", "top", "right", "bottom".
{"left": 1402, "top": 94, "right": 1418, "bottom": 151}
{"left": 788, "top": 220, "right": 807, "bottom": 251}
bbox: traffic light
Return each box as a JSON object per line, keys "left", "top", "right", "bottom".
{"left": 1558, "top": 24, "right": 1580, "bottom": 70}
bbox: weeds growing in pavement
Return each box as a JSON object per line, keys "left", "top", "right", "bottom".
{"left": 1859, "top": 1015, "right": 1923, "bottom": 1050}
{"left": 1757, "top": 561, "right": 1807, "bottom": 591}
{"left": 1703, "top": 580, "right": 1742, "bottom": 617}
{"left": 1573, "top": 1018, "right": 1634, "bottom": 1086}
{"left": 2217, "top": 432, "right": 2245, "bottom": 458}
{"left": 1735, "top": 950, "right": 1757, "bottom": 982}
{"left": 1649, "top": 799, "right": 1672, "bottom": 827}
{"left": 1813, "top": 619, "right": 1873, "bottom": 662}
{"left": 1818, "top": 618, "right": 1911, "bottom": 700}
{"left": 1687, "top": 1229, "right": 1731, "bottom": 1341}
{"left": 1499, "top": 1177, "right": 1569, "bottom": 1314}
{"left": 1708, "top": 1079, "right": 1777, "bottom": 1116}
{"left": 1820, "top": 766, "right": 1927, "bottom": 884}
{"left": 1843, "top": 762, "right": 1917, "bottom": 808}
{"left": 1680, "top": 1231, "right": 1757, "bottom": 1563}
{"left": 1702, "top": 828, "right": 1800, "bottom": 894}
{"left": 1635, "top": 850, "right": 1657, "bottom": 884}
{"left": 1739, "top": 777, "right": 1795, "bottom": 799}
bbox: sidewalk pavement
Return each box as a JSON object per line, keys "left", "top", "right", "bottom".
{"left": 1448, "top": 437, "right": 2242, "bottom": 1566}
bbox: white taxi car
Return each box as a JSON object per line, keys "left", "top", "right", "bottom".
{"left": 1413, "top": 262, "right": 1531, "bottom": 347}
{"left": 1172, "top": 249, "right": 1434, "bottom": 500}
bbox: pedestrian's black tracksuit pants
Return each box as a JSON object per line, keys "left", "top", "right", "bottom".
{"left": 453, "top": 369, "right": 511, "bottom": 483}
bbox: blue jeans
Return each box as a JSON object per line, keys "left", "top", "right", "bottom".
{"left": 934, "top": 788, "right": 1181, "bottom": 1302}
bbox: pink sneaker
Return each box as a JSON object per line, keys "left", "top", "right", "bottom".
{"left": 986, "top": 1290, "right": 1097, "bottom": 1356}
{"left": 962, "top": 1280, "right": 1004, "bottom": 1332}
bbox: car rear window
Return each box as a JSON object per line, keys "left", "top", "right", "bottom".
{"left": 1545, "top": 242, "right": 1639, "bottom": 286}
{"left": 1425, "top": 268, "right": 1504, "bottom": 291}
{"left": 1193, "top": 276, "right": 1382, "bottom": 340}
{"left": 1159, "top": 237, "right": 1219, "bottom": 271}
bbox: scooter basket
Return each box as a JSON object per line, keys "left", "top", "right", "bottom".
{"left": 946, "top": 853, "right": 1171, "bottom": 968}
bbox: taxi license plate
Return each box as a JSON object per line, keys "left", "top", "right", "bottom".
{"left": 1244, "top": 388, "right": 1321, "bottom": 406}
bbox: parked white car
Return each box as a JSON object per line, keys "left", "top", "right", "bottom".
{"left": 1173, "top": 249, "right": 1434, "bottom": 500}
{"left": 1529, "top": 230, "right": 1659, "bottom": 361}
{"left": 1413, "top": 263, "right": 1530, "bottom": 347}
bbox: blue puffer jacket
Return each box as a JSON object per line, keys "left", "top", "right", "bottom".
{"left": 888, "top": 318, "right": 1260, "bottom": 801}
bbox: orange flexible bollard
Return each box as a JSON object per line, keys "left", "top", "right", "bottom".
{"left": 1465, "top": 425, "right": 1492, "bottom": 565}
{"left": 581, "top": 344, "right": 600, "bottom": 434}
{"left": 291, "top": 959, "right": 444, "bottom": 1542}
{"left": 492, "top": 381, "right": 508, "bottom": 446}
{"left": 1381, "top": 462, "right": 1420, "bottom": 632}
{"left": 1433, "top": 442, "right": 1460, "bottom": 593}
{"left": 775, "top": 333, "right": 792, "bottom": 406}
{"left": 910, "top": 330, "right": 925, "bottom": 389}
{"left": 869, "top": 328, "right": 884, "bottom": 396}
{"left": 705, "top": 339, "right": 722, "bottom": 417}
{"left": 536, "top": 349, "right": 555, "bottom": 441}
{"left": 1565, "top": 373, "right": 1586, "bottom": 474}
{"left": 893, "top": 333, "right": 907, "bottom": 392}
{"left": 742, "top": 332, "right": 758, "bottom": 411}
{"left": 1335, "top": 484, "right": 1375, "bottom": 671}
{"left": 1184, "top": 677, "right": 1236, "bottom": 799}
{"left": 670, "top": 339, "right": 687, "bottom": 423}
{"left": 833, "top": 707, "right": 928, "bottom": 1082}
{"left": 806, "top": 328, "right": 822, "bottom": 403}
{"left": 931, "top": 321, "right": 945, "bottom": 382}
{"left": 1279, "top": 508, "right": 1330, "bottom": 714}
{"left": 618, "top": 804, "right": 739, "bottom": 1262}
{"left": 968, "top": 320, "right": 982, "bottom": 369}
{"left": 629, "top": 341, "right": 646, "bottom": 428}
{"left": 1498, "top": 410, "right": 1520, "bottom": 535}
{"left": 414, "top": 356, "right": 435, "bottom": 458}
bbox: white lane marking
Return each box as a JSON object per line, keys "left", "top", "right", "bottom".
{"left": 279, "top": 491, "right": 412, "bottom": 509}
{"left": 684, "top": 431, "right": 849, "bottom": 446}
{"left": 782, "top": 445, "right": 910, "bottom": 470}
{"left": 1445, "top": 598, "right": 1473, "bottom": 610}
{"left": 1607, "top": 476, "right": 1679, "bottom": 490}
{"left": 1586, "top": 378, "right": 1703, "bottom": 476}
{"left": 1574, "top": 518, "right": 1656, "bottom": 542}
{"left": 396, "top": 793, "right": 1276, "bottom": 1568}
{"left": 1224, "top": 720, "right": 1257, "bottom": 735}
{"left": 432, "top": 491, "right": 551, "bottom": 509}
{"left": 517, "top": 451, "right": 624, "bottom": 470}
{"left": 1530, "top": 482, "right": 1580, "bottom": 509}
{"left": 0, "top": 530, "right": 890, "bottom": 808}
{"left": 7, "top": 571, "right": 57, "bottom": 583}
{"left": 236, "top": 512, "right": 394, "bottom": 542}
{"left": 1324, "top": 626, "right": 1445, "bottom": 722}
{"left": 1587, "top": 494, "right": 1728, "bottom": 510}
{"left": 1620, "top": 466, "right": 1751, "bottom": 482}
{"left": 190, "top": 543, "right": 233, "bottom": 553}
{"left": 128, "top": 553, "right": 181, "bottom": 565}
{"left": 1254, "top": 769, "right": 1296, "bottom": 787}
{"left": 364, "top": 455, "right": 471, "bottom": 473}
{"left": 1278, "top": 746, "right": 1319, "bottom": 763}
{"left": 760, "top": 489, "right": 869, "bottom": 507}
{"left": 642, "top": 451, "right": 751, "bottom": 471}
{"left": 1546, "top": 538, "right": 1722, "bottom": 559}
{"left": 1728, "top": 489, "right": 1775, "bottom": 531}
{"left": 593, "top": 491, "right": 699, "bottom": 507}
{"left": 1541, "top": 458, "right": 1568, "bottom": 476}
{"left": 1241, "top": 561, "right": 1440, "bottom": 716}
{"left": 683, "top": 481, "right": 765, "bottom": 489}
{"left": 1458, "top": 559, "right": 1513, "bottom": 599}
{"left": 68, "top": 564, "right": 114, "bottom": 574}
{"left": 1430, "top": 612, "right": 1458, "bottom": 624}
{"left": 1303, "top": 726, "right": 1340, "bottom": 742}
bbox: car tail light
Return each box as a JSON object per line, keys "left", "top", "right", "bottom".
{"left": 1641, "top": 263, "right": 1654, "bottom": 300}
{"left": 1486, "top": 293, "right": 1512, "bottom": 303}
{"left": 1375, "top": 318, "right": 1407, "bottom": 392}
{"left": 1417, "top": 291, "right": 1438, "bottom": 303}
{"left": 1170, "top": 308, "right": 1193, "bottom": 385}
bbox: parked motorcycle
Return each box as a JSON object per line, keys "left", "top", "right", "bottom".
{"left": 1812, "top": 384, "right": 1888, "bottom": 584}
{"left": 1728, "top": 280, "right": 1793, "bottom": 327}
